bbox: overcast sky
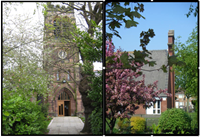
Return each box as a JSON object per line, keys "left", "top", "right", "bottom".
{"left": 5, "top": 2, "right": 102, "bottom": 70}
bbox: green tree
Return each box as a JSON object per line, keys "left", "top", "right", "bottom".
{"left": 87, "top": 71, "right": 102, "bottom": 134}
{"left": 2, "top": 2, "right": 53, "bottom": 134}
{"left": 3, "top": 2, "right": 52, "bottom": 101}
{"left": 174, "top": 25, "right": 198, "bottom": 113}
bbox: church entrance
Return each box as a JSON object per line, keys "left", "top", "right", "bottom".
{"left": 57, "top": 91, "right": 71, "bottom": 116}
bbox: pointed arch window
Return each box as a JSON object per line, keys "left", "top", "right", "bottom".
{"left": 58, "top": 91, "right": 70, "bottom": 100}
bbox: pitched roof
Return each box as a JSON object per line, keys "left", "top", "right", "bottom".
{"left": 129, "top": 50, "right": 169, "bottom": 96}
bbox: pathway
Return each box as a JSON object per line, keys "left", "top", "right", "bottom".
{"left": 47, "top": 116, "right": 84, "bottom": 134}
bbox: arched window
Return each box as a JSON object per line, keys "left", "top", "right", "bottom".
{"left": 58, "top": 91, "right": 70, "bottom": 100}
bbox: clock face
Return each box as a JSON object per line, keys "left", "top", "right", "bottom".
{"left": 58, "top": 50, "right": 67, "bottom": 59}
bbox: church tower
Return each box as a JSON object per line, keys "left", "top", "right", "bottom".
{"left": 43, "top": 2, "right": 83, "bottom": 117}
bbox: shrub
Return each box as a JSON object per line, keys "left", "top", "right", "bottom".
{"left": 117, "top": 118, "right": 129, "bottom": 130}
{"left": 117, "top": 118, "right": 131, "bottom": 134}
{"left": 130, "top": 116, "right": 145, "bottom": 134}
{"left": 159, "top": 108, "right": 192, "bottom": 134}
{"left": 151, "top": 123, "right": 162, "bottom": 134}
{"left": 41, "top": 103, "right": 49, "bottom": 118}
{"left": 89, "top": 108, "right": 102, "bottom": 134}
{"left": 3, "top": 95, "right": 49, "bottom": 135}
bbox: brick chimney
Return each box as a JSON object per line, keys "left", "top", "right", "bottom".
{"left": 168, "top": 30, "right": 175, "bottom": 108}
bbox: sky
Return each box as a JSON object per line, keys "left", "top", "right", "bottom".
{"left": 106, "top": 2, "right": 198, "bottom": 52}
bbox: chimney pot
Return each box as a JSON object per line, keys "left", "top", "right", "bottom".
{"left": 168, "top": 30, "right": 174, "bottom": 36}
{"left": 168, "top": 30, "right": 174, "bottom": 46}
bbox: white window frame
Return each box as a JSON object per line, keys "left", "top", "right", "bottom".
{"left": 179, "top": 94, "right": 184, "bottom": 98}
{"left": 153, "top": 100, "right": 161, "bottom": 114}
{"left": 175, "top": 102, "right": 179, "bottom": 108}
{"left": 146, "top": 97, "right": 161, "bottom": 115}
{"left": 179, "top": 102, "right": 183, "bottom": 106}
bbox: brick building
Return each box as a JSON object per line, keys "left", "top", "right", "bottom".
{"left": 175, "top": 91, "right": 194, "bottom": 110}
{"left": 128, "top": 30, "right": 175, "bottom": 115}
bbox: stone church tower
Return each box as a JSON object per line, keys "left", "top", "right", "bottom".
{"left": 43, "top": 2, "right": 84, "bottom": 117}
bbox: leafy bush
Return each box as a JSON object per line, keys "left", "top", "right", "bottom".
{"left": 3, "top": 94, "right": 49, "bottom": 135}
{"left": 189, "top": 112, "right": 198, "bottom": 134}
{"left": 117, "top": 118, "right": 130, "bottom": 133}
{"left": 87, "top": 70, "right": 102, "bottom": 134}
{"left": 191, "top": 99, "right": 197, "bottom": 112}
{"left": 41, "top": 103, "right": 49, "bottom": 118}
{"left": 79, "top": 116, "right": 85, "bottom": 123}
{"left": 89, "top": 108, "right": 102, "bottom": 134}
{"left": 159, "top": 108, "right": 192, "bottom": 134}
{"left": 130, "top": 116, "right": 145, "bottom": 134}
{"left": 151, "top": 123, "right": 162, "bottom": 134}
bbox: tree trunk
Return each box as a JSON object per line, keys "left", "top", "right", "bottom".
{"left": 186, "top": 96, "right": 189, "bottom": 112}
{"left": 79, "top": 72, "right": 95, "bottom": 133}
{"left": 109, "top": 117, "right": 116, "bottom": 134}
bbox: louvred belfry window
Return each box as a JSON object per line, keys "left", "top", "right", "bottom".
{"left": 54, "top": 20, "right": 60, "bottom": 38}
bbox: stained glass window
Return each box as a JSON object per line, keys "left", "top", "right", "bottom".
{"left": 58, "top": 91, "right": 70, "bottom": 100}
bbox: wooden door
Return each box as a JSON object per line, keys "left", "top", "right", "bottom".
{"left": 58, "top": 101, "right": 64, "bottom": 116}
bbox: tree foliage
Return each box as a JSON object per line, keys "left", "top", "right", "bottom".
{"left": 106, "top": 2, "right": 145, "bottom": 39}
{"left": 3, "top": 2, "right": 52, "bottom": 101}
{"left": 87, "top": 71, "right": 103, "bottom": 134}
{"left": 174, "top": 25, "right": 197, "bottom": 97}
{"left": 105, "top": 40, "right": 171, "bottom": 133}
{"left": 174, "top": 25, "right": 198, "bottom": 112}
{"left": 186, "top": 3, "right": 198, "bottom": 18}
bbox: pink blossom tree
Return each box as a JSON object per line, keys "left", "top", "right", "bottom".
{"left": 106, "top": 40, "right": 171, "bottom": 133}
